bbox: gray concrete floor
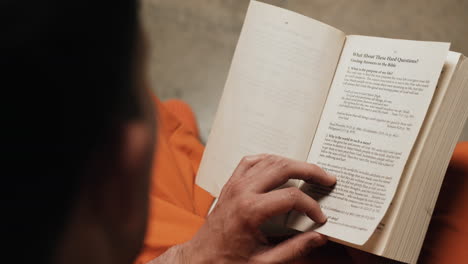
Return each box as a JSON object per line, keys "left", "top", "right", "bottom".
{"left": 141, "top": 0, "right": 468, "bottom": 142}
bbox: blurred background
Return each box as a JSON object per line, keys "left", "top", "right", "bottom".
{"left": 141, "top": 0, "right": 468, "bottom": 142}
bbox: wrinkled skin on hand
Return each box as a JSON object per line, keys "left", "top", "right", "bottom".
{"left": 150, "top": 154, "right": 337, "bottom": 264}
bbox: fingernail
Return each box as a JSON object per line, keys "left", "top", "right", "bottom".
{"left": 317, "top": 235, "right": 328, "bottom": 245}
{"left": 319, "top": 213, "right": 328, "bottom": 224}
{"left": 308, "top": 233, "right": 327, "bottom": 247}
{"left": 328, "top": 174, "right": 337, "bottom": 185}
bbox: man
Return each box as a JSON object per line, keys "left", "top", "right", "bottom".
{"left": 4, "top": 1, "right": 335, "bottom": 263}
{"left": 3, "top": 1, "right": 467, "bottom": 264}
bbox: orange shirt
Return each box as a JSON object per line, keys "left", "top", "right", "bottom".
{"left": 135, "top": 96, "right": 468, "bottom": 264}
{"left": 134, "top": 97, "right": 213, "bottom": 264}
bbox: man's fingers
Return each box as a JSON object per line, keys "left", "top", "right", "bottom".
{"left": 253, "top": 231, "right": 327, "bottom": 263}
{"left": 249, "top": 155, "right": 336, "bottom": 192}
{"left": 250, "top": 187, "right": 326, "bottom": 227}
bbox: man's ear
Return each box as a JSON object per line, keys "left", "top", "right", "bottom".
{"left": 116, "top": 121, "right": 154, "bottom": 231}
{"left": 85, "top": 120, "right": 155, "bottom": 254}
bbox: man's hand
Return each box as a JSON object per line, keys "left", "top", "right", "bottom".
{"left": 152, "top": 154, "right": 336, "bottom": 264}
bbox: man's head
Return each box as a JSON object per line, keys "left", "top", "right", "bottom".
{"left": 2, "top": 1, "right": 155, "bottom": 263}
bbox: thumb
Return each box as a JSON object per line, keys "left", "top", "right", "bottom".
{"left": 254, "top": 232, "right": 327, "bottom": 263}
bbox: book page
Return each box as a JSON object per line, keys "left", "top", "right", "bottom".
{"left": 330, "top": 52, "right": 462, "bottom": 259}
{"left": 287, "top": 35, "right": 449, "bottom": 245}
{"left": 196, "top": 1, "right": 345, "bottom": 197}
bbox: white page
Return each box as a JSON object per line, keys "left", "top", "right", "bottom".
{"left": 287, "top": 35, "right": 449, "bottom": 245}
{"left": 196, "top": 1, "right": 345, "bottom": 197}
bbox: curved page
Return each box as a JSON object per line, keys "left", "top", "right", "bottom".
{"left": 287, "top": 35, "right": 450, "bottom": 245}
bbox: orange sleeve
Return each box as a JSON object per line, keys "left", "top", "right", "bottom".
{"left": 134, "top": 97, "right": 214, "bottom": 264}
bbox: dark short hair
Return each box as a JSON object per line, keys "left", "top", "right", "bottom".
{"left": 1, "top": 0, "right": 139, "bottom": 262}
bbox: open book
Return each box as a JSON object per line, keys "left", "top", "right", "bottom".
{"left": 195, "top": 1, "right": 468, "bottom": 263}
